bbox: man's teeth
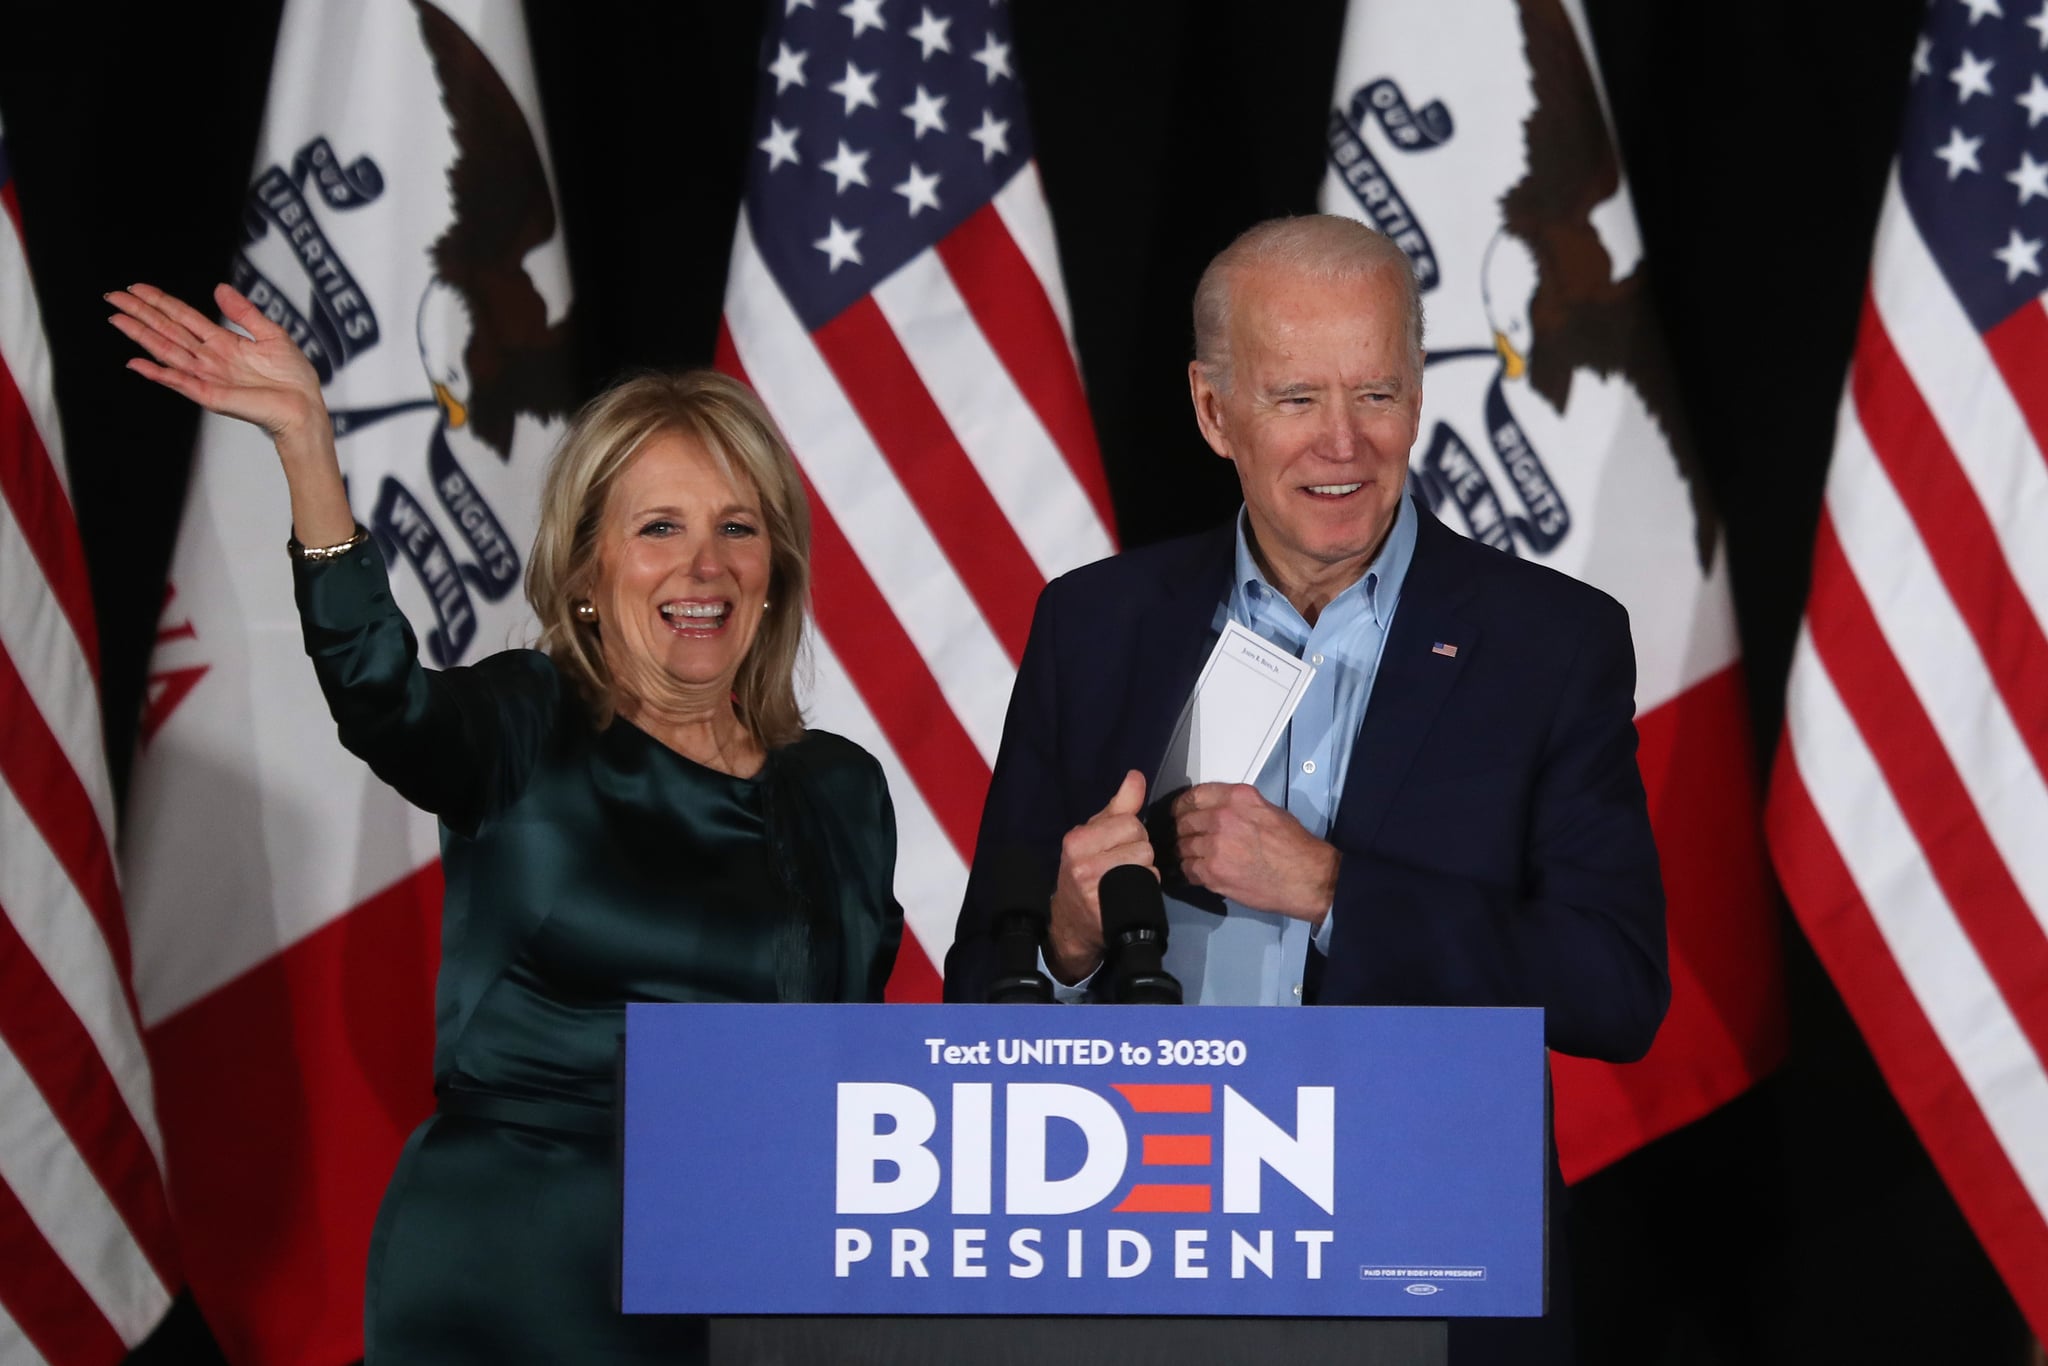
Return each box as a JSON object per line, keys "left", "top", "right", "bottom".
{"left": 1306, "top": 483, "right": 1363, "bottom": 495}
{"left": 660, "top": 603, "right": 728, "bottom": 620}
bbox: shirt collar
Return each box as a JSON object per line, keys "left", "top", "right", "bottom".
{"left": 1232, "top": 488, "right": 1419, "bottom": 633}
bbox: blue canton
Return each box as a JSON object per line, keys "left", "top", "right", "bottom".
{"left": 746, "top": 0, "right": 1032, "bottom": 330}
{"left": 1898, "top": 0, "right": 2048, "bottom": 332}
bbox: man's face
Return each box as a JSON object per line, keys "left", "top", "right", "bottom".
{"left": 1189, "top": 264, "right": 1422, "bottom": 600}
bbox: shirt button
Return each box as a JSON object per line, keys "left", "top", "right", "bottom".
{"left": 1302, "top": 760, "right": 1316, "bottom": 775}
{"left": 1292, "top": 984, "right": 1303, "bottom": 998}
{"left": 1311, "top": 652, "right": 1324, "bottom": 666}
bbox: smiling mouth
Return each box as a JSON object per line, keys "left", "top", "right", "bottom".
{"left": 1303, "top": 482, "right": 1365, "bottom": 498}
{"left": 658, "top": 601, "right": 732, "bottom": 634}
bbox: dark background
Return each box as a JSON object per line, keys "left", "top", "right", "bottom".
{"left": 3, "top": 1, "right": 2034, "bottom": 1361}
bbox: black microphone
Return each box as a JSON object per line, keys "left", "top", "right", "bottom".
{"left": 1098, "top": 865, "right": 1183, "bottom": 1005}
{"left": 984, "top": 847, "right": 1055, "bottom": 1004}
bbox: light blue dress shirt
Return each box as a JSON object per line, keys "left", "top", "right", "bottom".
{"left": 1055, "top": 493, "right": 1418, "bottom": 1005}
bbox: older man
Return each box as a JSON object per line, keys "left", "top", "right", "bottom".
{"left": 945, "top": 215, "right": 1668, "bottom": 1362}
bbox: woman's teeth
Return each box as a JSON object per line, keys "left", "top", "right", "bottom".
{"left": 660, "top": 602, "right": 728, "bottom": 623}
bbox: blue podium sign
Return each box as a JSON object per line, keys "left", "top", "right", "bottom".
{"left": 622, "top": 1004, "right": 1543, "bottom": 1318}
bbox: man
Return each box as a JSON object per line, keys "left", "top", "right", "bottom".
{"left": 945, "top": 215, "right": 1668, "bottom": 1361}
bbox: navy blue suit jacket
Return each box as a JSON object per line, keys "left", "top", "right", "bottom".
{"left": 944, "top": 496, "right": 1668, "bottom": 1062}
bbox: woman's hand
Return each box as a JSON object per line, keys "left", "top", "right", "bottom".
{"left": 108, "top": 283, "right": 326, "bottom": 441}
{"left": 109, "top": 282, "right": 355, "bottom": 544}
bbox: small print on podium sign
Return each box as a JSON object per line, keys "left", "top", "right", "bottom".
{"left": 621, "top": 1004, "right": 1544, "bottom": 1318}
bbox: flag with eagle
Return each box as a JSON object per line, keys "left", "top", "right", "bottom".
{"left": 119, "top": 1, "right": 574, "bottom": 1359}
{"left": 1319, "top": 0, "right": 1782, "bottom": 1181}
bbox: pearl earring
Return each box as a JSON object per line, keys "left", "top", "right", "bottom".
{"left": 572, "top": 600, "right": 598, "bottom": 623}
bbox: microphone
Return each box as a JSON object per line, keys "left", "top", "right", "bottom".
{"left": 984, "top": 847, "right": 1055, "bottom": 1004}
{"left": 1098, "top": 865, "right": 1183, "bottom": 1005}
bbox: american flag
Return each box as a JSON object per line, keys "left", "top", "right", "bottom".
{"left": 0, "top": 124, "right": 177, "bottom": 1362}
{"left": 717, "top": 0, "right": 1115, "bottom": 992}
{"left": 1767, "top": 0, "right": 2048, "bottom": 1336}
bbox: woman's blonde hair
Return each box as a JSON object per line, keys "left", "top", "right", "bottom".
{"left": 525, "top": 370, "right": 811, "bottom": 748}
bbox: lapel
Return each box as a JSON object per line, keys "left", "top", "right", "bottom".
{"left": 1331, "top": 501, "right": 1479, "bottom": 850}
{"left": 1123, "top": 526, "right": 1236, "bottom": 790}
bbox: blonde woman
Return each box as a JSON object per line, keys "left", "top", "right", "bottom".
{"left": 111, "top": 283, "right": 901, "bottom": 1363}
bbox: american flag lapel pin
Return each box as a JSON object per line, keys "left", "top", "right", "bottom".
{"left": 1432, "top": 642, "right": 1459, "bottom": 658}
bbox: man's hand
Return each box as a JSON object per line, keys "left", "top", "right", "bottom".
{"left": 1047, "top": 770, "right": 1154, "bottom": 984}
{"left": 1172, "top": 783, "right": 1339, "bottom": 923}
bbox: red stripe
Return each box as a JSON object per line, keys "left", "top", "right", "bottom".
{"left": 0, "top": 906, "right": 179, "bottom": 1285}
{"left": 1551, "top": 666, "right": 1785, "bottom": 1183}
{"left": 1114, "top": 1183, "right": 1212, "bottom": 1213}
{"left": 0, "top": 646, "right": 133, "bottom": 1002}
{"left": 1767, "top": 749, "right": 2048, "bottom": 1340}
{"left": 1142, "top": 1133, "right": 1212, "bottom": 1166}
{"left": 810, "top": 296, "right": 1042, "bottom": 662}
{"left": 1803, "top": 509, "right": 2048, "bottom": 1065}
{"left": 147, "top": 863, "right": 442, "bottom": 1366}
{"left": 1112, "top": 1084, "right": 1212, "bottom": 1114}
{"left": 717, "top": 331, "right": 991, "bottom": 863}
{"left": 0, "top": 1174, "right": 130, "bottom": 1365}
{"left": 882, "top": 933, "right": 943, "bottom": 1004}
{"left": 935, "top": 204, "right": 1117, "bottom": 537}
{"left": 1983, "top": 298, "right": 2048, "bottom": 477}
{"left": 0, "top": 180, "right": 21, "bottom": 237}
{"left": 1853, "top": 296, "right": 2048, "bottom": 778}
{"left": 0, "top": 352, "right": 100, "bottom": 679}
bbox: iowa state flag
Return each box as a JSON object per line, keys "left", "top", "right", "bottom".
{"left": 119, "top": 1, "right": 573, "bottom": 1359}
{"left": 1318, "top": 0, "right": 1783, "bottom": 1181}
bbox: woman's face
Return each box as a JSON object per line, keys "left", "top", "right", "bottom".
{"left": 590, "top": 429, "right": 773, "bottom": 709}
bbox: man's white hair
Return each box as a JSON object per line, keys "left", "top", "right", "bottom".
{"left": 1192, "top": 215, "right": 1426, "bottom": 391}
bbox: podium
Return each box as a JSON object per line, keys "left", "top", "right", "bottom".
{"left": 622, "top": 1004, "right": 1545, "bottom": 1365}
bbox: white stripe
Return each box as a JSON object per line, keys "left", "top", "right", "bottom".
{"left": 1830, "top": 399, "right": 2048, "bottom": 932}
{"left": 1785, "top": 630, "right": 2048, "bottom": 1214}
{"left": 802, "top": 627, "right": 967, "bottom": 964}
{"left": 0, "top": 1297, "right": 50, "bottom": 1366}
{"left": 0, "top": 1048, "right": 173, "bottom": 1344}
{"left": 0, "top": 776, "right": 165, "bottom": 1166}
{"left": 1868, "top": 174, "right": 2048, "bottom": 621}
{"left": 871, "top": 253, "right": 1114, "bottom": 579}
{"left": 724, "top": 220, "right": 1013, "bottom": 762}
{"left": 0, "top": 205, "right": 71, "bottom": 492}
{"left": 0, "top": 496, "right": 118, "bottom": 846}
{"left": 992, "top": 163, "right": 1079, "bottom": 361}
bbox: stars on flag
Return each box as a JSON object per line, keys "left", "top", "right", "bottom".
{"left": 769, "top": 43, "right": 809, "bottom": 93}
{"left": 2007, "top": 150, "right": 2048, "bottom": 201}
{"left": 1952, "top": 48, "right": 1997, "bottom": 101}
{"left": 1960, "top": 0, "right": 2004, "bottom": 25}
{"left": 830, "top": 60, "right": 881, "bottom": 114}
{"left": 747, "top": 0, "right": 1035, "bottom": 321}
{"left": 2030, "top": 1, "right": 2048, "bottom": 46}
{"left": 1994, "top": 227, "right": 2043, "bottom": 279}
{"left": 821, "top": 140, "right": 872, "bottom": 192}
{"left": 815, "top": 218, "right": 864, "bottom": 271}
{"left": 971, "top": 32, "right": 1013, "bottom": 84}
{"left": 894, "top": 163, "right": 942, "bottom": 216}
{"left": 759, "top": 119, "right": 802, "bottom": 171}
{"left": 969, "top": 108, "right": 1010, "bottom": 162}
{"left": 2018, "top": 71, "right": 2048, "bottom": 121}
{"left": 841, "top": 0, "right": 887, "bottom": 37}
{"left": 1916, "top": 36, "right": 1936, "bottom": 78}
{"left": 903, "top": 84, "right": 948, "bottom": 138}
{"left": 1937, "top": 127, "right": 1985, "bottom": 178}
{"left": 909, "top": 8, "right": 953, "bottom": 58}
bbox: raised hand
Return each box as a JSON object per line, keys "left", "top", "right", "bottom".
{"left": 108, "top": 283, "right": 353, "bottom": 545}
{"left": 1047, "top": 769, "right": 1156, "bottom": 984}
{"left": 108, "top": 283, "right": 326, "bottom": 439}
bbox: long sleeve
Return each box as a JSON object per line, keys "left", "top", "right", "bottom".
{"left": 293, "top": 536, "right": 561, "bottom": 837}
{"left": 1323, "top": 593, "right": 1669, "bottom": 1062}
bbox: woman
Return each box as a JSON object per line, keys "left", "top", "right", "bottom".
{"left": 109, "top": 282, "right": 902, "bottom": 1362}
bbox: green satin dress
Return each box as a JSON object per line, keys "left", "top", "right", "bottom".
{"left": 293, "top": 540, "right": 902, "bottom": 1364}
